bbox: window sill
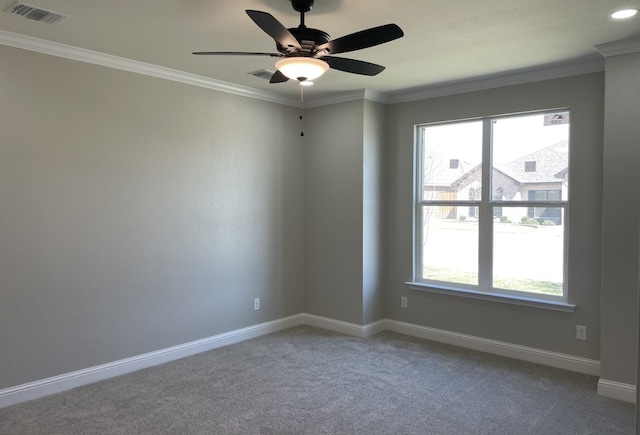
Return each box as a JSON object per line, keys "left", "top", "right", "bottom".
{"left": 405, "top": 282, "right": 576, "bottom": 313}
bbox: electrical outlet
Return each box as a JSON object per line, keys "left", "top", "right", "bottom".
{"left": 254, "top": 298, "right": 260, "bottom": 311}
{"left": 576, "top": 325, "right": 587, "bottom": 341}
{"left": 401, "top": 296, "right": 408, "bottom": 309}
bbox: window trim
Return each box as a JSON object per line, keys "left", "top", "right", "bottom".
{"left": 405, "top": 281, "right": 576, "bottom": 312}
{"left": 411, "top": 110, "right": 571, "bottom": 306}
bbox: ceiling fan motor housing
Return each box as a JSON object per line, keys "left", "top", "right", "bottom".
{"left": 277, "top": 27, "right": 331, "bottom": 56}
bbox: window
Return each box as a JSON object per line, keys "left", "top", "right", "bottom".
{"left": 414, "top": 110, "right": 570, "bottom": 302}
{"left": 527, "top": 190, "right": 563, "bottom": 224}
{"left": 524, "top": 161, "right": 537, "bottom": 172}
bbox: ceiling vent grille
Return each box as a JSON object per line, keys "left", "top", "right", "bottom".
{"left": 248, "top": 69, "right": 276, "bottom": 81}
{"left": 6, "top": 2, "right": 68, "bottom": 24}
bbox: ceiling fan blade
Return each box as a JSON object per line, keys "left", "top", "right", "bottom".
{"left": 246, "top": 10, "right": 301, "bottom": 52}
{"left": 269, "top": 70, "right": 289, "bottom": 83}
{"left": 192, "top": 51, "right": 282, "bottom": 57}
{"left": 322, "top": 56, "right": 385, "bottom": 76}
{"left": 316, "top": 24, "right": 404, "bottom": 55}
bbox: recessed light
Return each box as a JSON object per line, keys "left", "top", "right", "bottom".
{"left": 611, "top": 8, "right": 638, "bottom": 19}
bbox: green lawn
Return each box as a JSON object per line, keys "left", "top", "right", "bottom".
{"left": 424, "top": 267, "right": 563, "bottom": 296}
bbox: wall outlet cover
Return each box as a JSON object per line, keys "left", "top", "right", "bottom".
{"left": 401, "top": 296, "right": 408, "bottom": 309}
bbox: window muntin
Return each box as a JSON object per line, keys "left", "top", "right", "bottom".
{"left": 415, "top": 110, "right": 569, "bottom": 300}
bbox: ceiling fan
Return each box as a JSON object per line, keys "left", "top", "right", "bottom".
{"left": 193, "top": 0, "right": 404, "bottom": 85}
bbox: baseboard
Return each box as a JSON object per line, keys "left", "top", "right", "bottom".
{"left": 0, "top": 314, "right": 304, "bottom": 409}
{"left": 385, "top": 319, "right": 601, "bottom": 377}
{"left": 302, "top": 314, "right": 386, "bottom": 338}
{"left": 1, "top": 314, "right": 624, "bottom": 409}
{"left": 597, "top": 379, "right": 636, "bottom": 404}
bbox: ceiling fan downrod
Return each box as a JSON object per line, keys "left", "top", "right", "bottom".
{"left": 291, "top": 0, "right": 313, "bottom": 27}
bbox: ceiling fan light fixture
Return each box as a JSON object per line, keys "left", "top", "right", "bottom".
{"left": 275, "top": 57, "right": 329, "bottom": 82}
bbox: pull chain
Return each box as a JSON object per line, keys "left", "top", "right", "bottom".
{"left": 300, "top": 113, "right": 304, "bottom": 137}
{"left": 300, "top": 83, "right": 304, "bottom": 136}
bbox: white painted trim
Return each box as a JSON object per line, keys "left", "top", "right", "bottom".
{"left": 0, "top": 314, "right": 304, "bottom": 409}
{"left": 595, "top": 37, "right": 640, "bottom": 57}
{"left": 383, "top": 59, "right": 604, "bottom": 104}
{"left": 1, "top": 315, "right": 618, "bottom": 409}
{"left": 0, "top": 29, "right": 608, "bottom": 109}
{"left": 407, "top": 282, "right": 576, "bottom": 312}
{"left": 597, "top": 379, "right": 636, "bottom": 404}
{"left": 299, "top": 89, "right": 368, "bottom": 108}
{"left": 0, "top": 30, "right": 299, "bottom": 107}
{"left": 299, "top": 89, "right": 388, "bottom": 108}
{"left": 385, "top": 319, "right": 601, "bottom": 376}
{"left": 362, "top": 319, "right": 387, "bottom": 337}
{"left": 301, "top": 313, "right": 377, "bottom": 337}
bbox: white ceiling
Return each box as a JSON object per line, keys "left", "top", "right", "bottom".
{"left": 1, "top": 0, "right": 639, "bottom": 104}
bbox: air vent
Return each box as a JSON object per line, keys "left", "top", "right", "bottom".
{"left": 248, "top": 69, "right": 276, "bottom": 81}
{"left": 6, "top": 2, "right": 68, "bottom": 24}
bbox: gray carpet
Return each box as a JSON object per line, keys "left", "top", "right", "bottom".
{"left": 0, "top": 326, "right": 635, "bottom": 434}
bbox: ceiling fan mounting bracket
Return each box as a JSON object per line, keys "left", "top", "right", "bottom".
{"left": 291, "top": 0, "right": 314, "bottom": 13}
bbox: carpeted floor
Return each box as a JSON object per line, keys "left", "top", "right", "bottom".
{"left": 0, "top": 326, "right": 635, "bottom": 434}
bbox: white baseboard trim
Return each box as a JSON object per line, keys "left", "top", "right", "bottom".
{"left": 2, "top": 314, "right": 625, "bottom": 409}
{"left": 597, "top": 379, "right": 636, "bottom": 404}
{"left": 301, "top": 314, "right": 385, "bottom": 338}
{"left": 0, "top": 314, "right": 304, "bottom": 409}
{"left": 385, "top": 319, "right": 601, "bottom": 377}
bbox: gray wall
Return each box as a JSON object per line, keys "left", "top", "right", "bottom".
{"left": 304, "top": 100, "right": 365, "bottom": 324}
{"left": 386, "top": 73, "right": 605, "bottom": 360}
{"left": 362, "top": 100, "right": 387, "bottom": 325}
{"left": 2, "top": 39, "right": 636, "bottom": 396}
{"left": 0, "top": 45, "right": 304, "bottom": 389}
{"left": 303, "top": 99, "right": 388, "bottom": 326}
{"left": 600, "top": 51, "right": 640, "bottom": 386}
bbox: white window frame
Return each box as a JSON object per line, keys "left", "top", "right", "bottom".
{"left": 409, "top": 110, "right": 574, "bottom": 312}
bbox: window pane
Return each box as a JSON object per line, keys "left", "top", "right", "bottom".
{"left": 421, "top": 206, "right": 478, "bottom": 285}
{"left": 493, "top": 207, "right": 564, "bottom": 296}
{"left": 421, "top": 121, "right": 483, "bottom": 201}
{"left": 492, "top": 112, "right": 569, "bottom": 202}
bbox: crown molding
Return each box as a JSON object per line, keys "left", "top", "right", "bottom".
{"left": 303, "top": 58, "right": 605, "bottom": 106}
{"left": 0, "top": 30, "right": 300, "bottom": 107}
{"left": 383, "top": 58, "right": 605, "bottom": 104}
{"left": 363, "top": 89, "right": 387, "bottom": 104}
{"left": 294, "top": 89, "right": 391, "bottom": 108}
{"left": 595, "top": 37, "right": 640, "bottom": 57}
{"left": 299, "top": 89, "right": 361, "bottom": 108}
{"left": 0, "top": 29, "right": 613, "bottom": 109}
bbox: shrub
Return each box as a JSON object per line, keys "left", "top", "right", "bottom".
{"left": 520, "top": 217, "right": 540, "bottom": 225}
